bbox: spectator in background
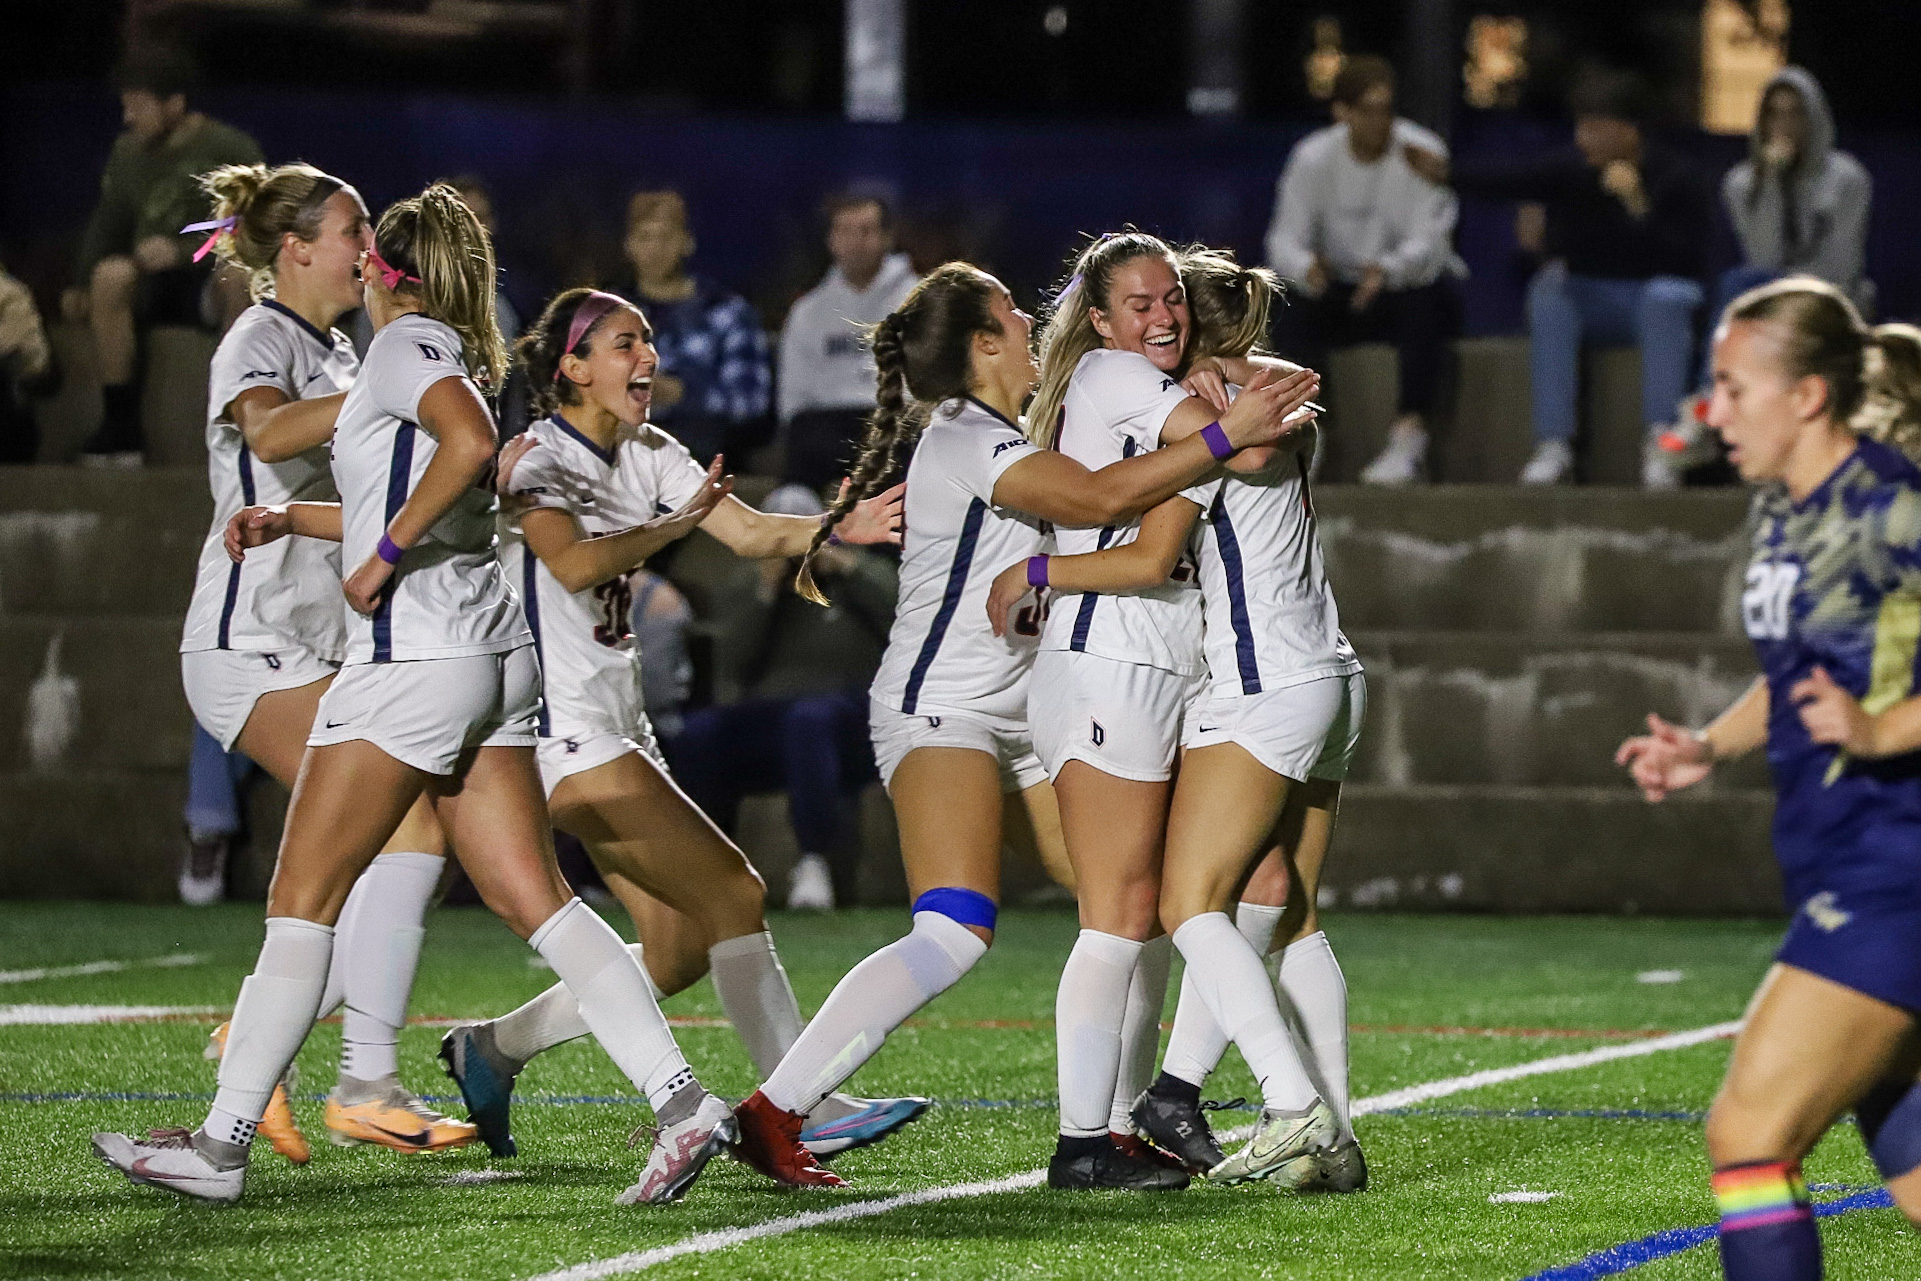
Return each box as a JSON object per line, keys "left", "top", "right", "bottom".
{"left": 629, "top": 569, "right": 695, "bottom": 741}
{"left": 63, "top": 48, "right": 262, "bottom": 465}
{"left": 441, "top": 173, "right": 532, "bottom": 436}
{"left": 0, "top": 263, "right": 53, "bottom": 462}
{"left": 624, "top": 190, "right": 771, "bottom": 463}
{"left": 670, "top": 484, "right": 896, "bottom": 911}
{"left": 777, "top": 192, "right": 918, "bottom": 489}
{"left": 1447, "top": 70, "right": 1711, "bottom": 487}
{"left": 1265, "top": 54, "right": 1464, "bottom": 486}
{"left": 180, "top": 723, "right": 256, "bottom": 905}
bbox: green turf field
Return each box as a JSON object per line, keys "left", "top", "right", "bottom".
{"left": 0, "top": 903, "right": 1912, "bottom": 1280}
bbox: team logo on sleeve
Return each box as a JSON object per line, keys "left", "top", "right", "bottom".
{"left": 415, "top": 342, "right": 445, "bottom": 363}
{"left": 243, "top": 369, "right": 277, "bottom": 379}
{"left": 991, "top": 439, "right": 1028, "bottom": 458}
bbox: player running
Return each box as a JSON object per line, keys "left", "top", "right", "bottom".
{"left": 727, "top": 260, "right": 1320, "bottom": 1189}
{"left": 436, "top": 285, "right": 922, "bottom": 1161}
{"left": 1617, "top": 278, "right": 1921, "bottom": 1280}
{"left": 177, "top": 162, "right": 469, "bottom": 1160}
{"left": 988, "top": 248, "right": 1363, "bottom": 1190}
{"left": 93, "top": 185, "right": 734, "bottom": 1207}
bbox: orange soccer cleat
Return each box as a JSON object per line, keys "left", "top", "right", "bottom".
{"left": 205, "top": 1021, "right": 311, "bottom": 1164}
{"left": 324, "top": 1080, "right": 479, "bottom": 1153}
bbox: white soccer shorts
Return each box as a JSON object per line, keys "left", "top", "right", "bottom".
{"left": 535, "top": 715, "right": 669, "bottom": 797}
{"left": 307, "top": 644, "right": 541, "bottom": 775}
{"left": 869, "top": 698, "right": 1049, "bottom": 795}
{"left": 181, "top": 646, "right": 341, "bottom": 751}
{"left": 1028, "top": 649, "right": 1205, "bottom": 784}
{"left": 1182, "top": 670, "right": 1367, "bottom": 783}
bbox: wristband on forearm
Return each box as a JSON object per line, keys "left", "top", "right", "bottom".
{"left": 819, "top": 512, "right": 843, "bottom": 547}
{"left": 1199, "top": 420, "right": 1234, "bottom": 461}
{"left": 376, "top": 532, "right": 407, "bottom": 566}
{"left": 1026, "top": 554, "right": 1049, "bottom": 588}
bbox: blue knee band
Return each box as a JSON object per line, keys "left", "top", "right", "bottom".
{"left": 912, "top": 887, "right": 998, "bottom": 931}
{"left": 1859, "top": 1077, "right": 1921, "bottom": 1180}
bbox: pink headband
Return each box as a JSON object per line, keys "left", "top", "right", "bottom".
{"left": 365, "top": 245, "right": 421, "bottom": 291}
{"left": 557, "top": 291, "right": 630, "bottom": 381}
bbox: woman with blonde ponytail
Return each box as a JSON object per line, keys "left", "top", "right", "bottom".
{"left": 728, "top": 261, "right": 1319, "bottom": 1189}
{"left": 96, "top": 186, "right": 750, "bottom": 1209}
{"left": 1616, "top": 276, "right": 1921, "bottom": 1278}
{"left": 991, "top": 247, "right": 1368, "bottom": 1191}
{"left": 438, "top": 284, "right": 910, "bottom": 1164}
{"left": 178, "top": 163, "right": 468, "bottom": 1162}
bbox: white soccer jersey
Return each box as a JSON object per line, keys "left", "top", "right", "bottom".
{"left": 180, "top": 301, "right": 356, "bottom": 659}
{"left": 1037, "top": 348, "right": 1205, "bottom": 676}
{"left": 332, "top": 313, "right": 527, "bottom": 664}
{"left": 1182, "top": 454, "right": 1361, "bottom": 698}
{"left": 499, "top": 413, "right": 708, "bottom": 737}
{"left": 870, "top": 397, "right": 1047, "bottom": 721}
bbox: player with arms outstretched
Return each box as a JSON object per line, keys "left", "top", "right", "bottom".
{"left": 1618, "top": 278, "right": 1921, "bottom": 1279}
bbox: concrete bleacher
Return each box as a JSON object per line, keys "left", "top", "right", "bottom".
{"left": 0, "top": 462, "right": 1774, "bottom": 914}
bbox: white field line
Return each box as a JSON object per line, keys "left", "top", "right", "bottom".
{"left": 0, "top": 1005, "right": 224, "bottom": 1026}
{"left": 0, "top": 954, "right": 201, "bottom": 985}
{"left": 526, "top": 1019, "right": 1744, "bottom": 1281}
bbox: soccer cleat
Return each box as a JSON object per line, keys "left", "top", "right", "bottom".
{"left": 437, "top": 1022, "right": 523, "bottom": 1157}
{"left": 616, "top": 1092, "right": 739, "bottom": 1205}
{"left": 92, "top": 1127, "right": 246, "bottom": 1204}
{"left": 1206, "top": 1099, "right": 1340, "bottom": 1188}
{"left": 1300, "top": 1137, "right": 1369, "bottom": 1193}
{"left": 730, "top": 1090, "right": 848, "bottom": 1188}
{"left": 1047, "top": 1136, "right": 1191, "bottom": 1191}
{"left": 1112, "top": 1132, "right": 1190, "bottom": 1173}
{"left": 324, "top": 1076, "right": 479, "bottom": 1153}
{"left": 800, "top": 1093, "right": 932, "bottom": 1159}
{"left": 204, "top": 1021, "right": 310, "bottom": 1164}
{"left": 1130, "top": 1085, "right": 1229, "bottom": 1174}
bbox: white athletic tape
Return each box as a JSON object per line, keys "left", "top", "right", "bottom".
{"left": 0, "top": 955, "right": 201, "bottom": 985}
{"left": 0, "top": 1005, "right": 223, "bottom": 1025}
{"left": 525, "top": 1019, "right": 1743, "bottom": 1280}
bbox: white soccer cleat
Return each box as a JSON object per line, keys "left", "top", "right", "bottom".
{"left": 1359, "top": 422, "right": 1429, "bottom": 486}
{"left": 92, "top": 1127, "right": 246, "bottom": 1204}
{"left": 1205, "top": 1099, "right": 1340, "bottom": 1188}
{"left": 786, "top": 854, "right": 836, "bottom": 911}
{"left": 615, "top": 1092, "right": 739, "bottom": 1205}
{"left": 1518, "top": 440, "right": 1574, "bottom": 486}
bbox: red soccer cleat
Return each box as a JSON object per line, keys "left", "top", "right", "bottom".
{"left": 731, "top": 1091, "right": 848, "bottom": 1188}
{"left": 1112, "top": 1131, "right": 1191, "bottom": 1173}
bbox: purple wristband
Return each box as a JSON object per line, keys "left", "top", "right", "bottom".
{"left": 820, "top": 513, "right": 843, "bottom": 547}
{"left": 376, "top": 532, "right": 405, "bottom": 566}
{"left": 1026, "top": 554, "right": 1049, "bottom": 589}
{"left": 1199, "top": 420, "right": 1234, "bottom": 461}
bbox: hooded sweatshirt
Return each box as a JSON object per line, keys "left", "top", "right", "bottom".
{"left": 1723, "top": 67, "right": 1872, "bottom": 305}
{"left": 777, "top": 252, "right": 920, "bottom": 421}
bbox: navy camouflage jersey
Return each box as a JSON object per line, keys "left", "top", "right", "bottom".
{"left": 1745, "top": 436, "right": 1921, "bottom": 907}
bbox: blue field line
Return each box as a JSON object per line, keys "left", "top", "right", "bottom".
{"left": 1519, "top": 1188, "right": 1897, "bottom": 1280}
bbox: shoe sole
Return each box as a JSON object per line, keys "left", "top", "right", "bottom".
{"left": 437, "top": 1030, "right": 518, "bottom": 1158}
{"left": 1045, "top": 1168, "right": 1189, "bottom": 1192}
{"left": 801, "top": 1098, "right": 932, "bottom": 1160}
{"left": 625, "top": 1117, "right": 739, "bottom": 1205}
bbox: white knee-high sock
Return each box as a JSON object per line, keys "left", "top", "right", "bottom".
{"left": 1108, "top": 934, "right": 1171, "bottom": 1133}
{"left": 709, "top": 930, "right": 806, "bottom": 1079}
{"left": 530, "top": 899, "right": 693, "bottom": 1112}
{"left": 1056, "top": 930, "right": 1143, "bottom": 1139}
{"left": 1277, "top": 930, "right": 1352, "bottom": 1139}
{"left": 205, "top": 917, "right": 334, "bottom": 1148}
{"left": 1160, "top": 902, "right": 1285, "bottom": 1086}
{"left": 1171, "top": 914, "right": 1317, "bottom": 1114}
{"left": 489, "top": 943, "right": 661, "bottom": 1066}
{"left": 336, "top": 851, "right": 442, "bottom": 1081}
{"left": 762, "top": 911, "right": 986, "bottom": 1116}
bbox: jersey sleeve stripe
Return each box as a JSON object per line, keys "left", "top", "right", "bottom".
{"left": 214, "top": 445, "right": 257, "bottom": 651}
{"left": 521, "top": 548, "right": 550, "bottom": 736}
{"left": 901, "top": 497, "right": 988, "bottom": 715}
{"left": 370, "top": 424, "right": 416, "bottom": 664}
{"left": 1207, "top": 494, "right": 1263, "bottom": 695}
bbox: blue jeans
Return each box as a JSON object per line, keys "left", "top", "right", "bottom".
{"left": 1526, "top": 263, "right": 1704, "bottom": 442}
{"left": 184, "top": 722, "right": 255, "bottom": 840}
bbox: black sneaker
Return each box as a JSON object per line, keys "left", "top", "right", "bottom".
{"left": 1130, "top": 1082, "right": 1229, "bottom": 1173}
{"left": 1046, "top": 1136, "right": 1190, "bottom": 1191}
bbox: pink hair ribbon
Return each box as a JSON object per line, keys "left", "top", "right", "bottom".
{"left": 557, "top": 290, "right": 630, "bottom": 381}
{"left": 180, "top": 216, "right": 237, "bottom": 263}
{"left": 365, "top": 245, "right": 421, "bottom": 291}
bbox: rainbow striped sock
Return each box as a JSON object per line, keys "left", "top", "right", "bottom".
{"left": 1712, "top": 1161, "right": 1821, "bottom": 1280}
